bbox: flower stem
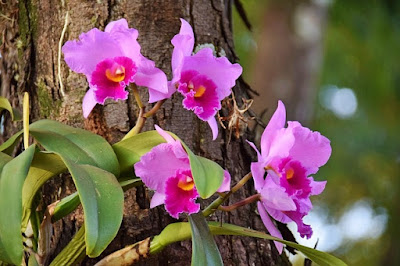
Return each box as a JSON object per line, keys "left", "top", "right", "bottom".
{"left": 144, "top": 99, "right": 166, "bottom": 118}
{"left": 202, "top": 172, "right": 253, "bottom": 217}
{"left": 122, "top": 107, "right": 145, "bottom": 140}
{"left": 218, "top": 194, "right": 260, "bottom": 212}
{"left": 131, "top": 84, "right": 144, "bottom": 109}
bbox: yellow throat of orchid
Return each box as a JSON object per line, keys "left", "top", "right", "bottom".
{"left": 178, "top": 176, "right": 195, "bottom": 191}
{"left": 106, "top": 64, "right": 126, "bottom": 82}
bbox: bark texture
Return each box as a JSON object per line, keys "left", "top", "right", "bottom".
{"left": 0, "top": 1, "right": 290, "bottom": 265}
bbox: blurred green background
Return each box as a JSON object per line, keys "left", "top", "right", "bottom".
{"left": 233, "top": 0, "right": 400, "bottom": 265}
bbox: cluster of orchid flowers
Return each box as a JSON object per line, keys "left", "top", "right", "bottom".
{"left": 62, "top": 18, "right": 331, "bottom": 253}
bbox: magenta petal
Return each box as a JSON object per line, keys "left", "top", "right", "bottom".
{"left": 310, "top": 178, "right": 327, "bottom": 196}
{"left": 260, "top": 178, "right": 296, "bottom": 211}
{"left": 250, "top": 161, "right": 266, "bottom": 192}
{"left": 155, "top": 125, "right": 175, "bottom": 143}
{"left": 82, "top": 88, "right": 97, "bottom": 118}
{"left": 257, "top": 202, "right": 284, "bottom": 254}
{"left": 105, "top": 19, "right": 142, "bottom": 64}
{"left": 267, "top": 128, "right": 295, "bottom": 160}
{"left": 207, "top": 117, "right": 219, "bottom": 140}
{"left": 287, "top": 121, "right": 332, "bottom": 174}
{"left": 135, "top": 55, "right": 169, "bottom": 98}
{"left": 260, "top": 101, "right": 287, "bottom": 157}
{"left": 134, "top": 143, "right": 190, "bottom": 193}
{"left": 264, "top": 206, "right": 292, "bottom": 224}
{"left": 285, "top": 210, "right": 313, "bottom": 239}
{"left": 217, "top": 170, "right": 231, "bottom": 192}
{"left": 181, "top": 48, "right": 242, "bottom": 100}
{"left": 62, "top": 28, "right": 123, "bottom": 76}
{"left": 150, "top": 192, "right": 166, "bottom": 208}
{"left": 164, "top": 171, "right": 200, "bottom": 218}
{"left": 171, "top": 18, "right": 195, "bottom": 84}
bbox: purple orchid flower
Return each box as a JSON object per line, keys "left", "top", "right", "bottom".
{"left": 134, "top": 125, "right": 231, "bottom": 218}
{"left": 248, "top": 101, "right": 331, "bottom": 253}
{"left": 62, "top": 19, "right": 169, "bottom": 118}
{"left": 170, "top": 19, "right": 243, "bottom": 140}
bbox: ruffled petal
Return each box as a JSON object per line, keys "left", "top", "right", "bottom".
{"left": 164, "top": 171, "right": 200, "bottom": 218}
{"left": 287, "top": 121, "right": 332, "bottom": 174}
{"left": 134, "top": 143, "right": 190, "bottom": 193}
{"left": 171, "top": 18, "right": 195, "bottom": 84}
{"left": 82, "top": 88, "right": 97, "bottom": 118}
{"left": 217, "top": 170, "right": 231, "bottom": 192}
{"left": 62, "top": 28, "right": 123, "bottom": 76}
{"left": 257, "top": 202, "right": 284, "bottom": 254}
{"left": 181, "top": 48, "right": 242, "bottom": 100}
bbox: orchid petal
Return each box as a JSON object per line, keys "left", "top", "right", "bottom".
{"left": 181, "top": 48, "right": 241, "bottom": 100}
{"left": 217, "top": 170, "right": 231, "bottom": 192}
{"left": 260, "top": 100, "right": 287, "bottom": 156}
{"left": 82, "top": 88, "right": 97, "bottom": 118}
{"left": 287, "top": 121, "right": 332, "bottom": 174}
{"left": 150, "top": 192, "right": 166, "bottom": 208}
{"left": 171, "top": 18, "right": 195, "bottom": 84}
{"left": 207, "top": 116, "right": 219, "bottom": 140}
{"left": 134, "top": 143, "right": 190, "bottom": 193}
{"left": 257, "top": 202, "right": 284, "bottom": 254}
{"left": 62, "top": 29, "right": 123, "bottom": 76}
{"left": 260, "top": 178, "right": 296, "bottom": 211}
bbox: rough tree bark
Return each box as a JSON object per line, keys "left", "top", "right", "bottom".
{"left": 0, "top": 1, "right": 290, "bottom": 265}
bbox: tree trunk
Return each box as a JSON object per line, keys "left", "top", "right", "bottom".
{"left": 0, "top": 1, "right": 289, "bottom": 265}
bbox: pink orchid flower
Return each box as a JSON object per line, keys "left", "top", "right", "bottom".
{"left": 134, "top": 125, "right": 231, "bottom": 218}
{"left": 170, "top": 19, "right": 243, "bottom": 140}
{"left": 248, "top": 101, "right": 331, "bottom": 253}
{"left": 62, "top": 19, "right": 169, "bottom": 118}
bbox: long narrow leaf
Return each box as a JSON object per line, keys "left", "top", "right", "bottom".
{"left": 151, "top": 222, "right": 347, "bottom": 266}
{"left": 189, "top": 213, "right": 223, "bottom": 266}
{"left": 0, "top": 130, "right": 23, "bottom": 155}
{"left": 0, "top": 145, "right": 36, "bottom": 264}
{"left": 61, "top": 157, "right": 124, "bottom": 257}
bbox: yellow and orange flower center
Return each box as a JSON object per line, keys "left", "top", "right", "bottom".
{"left": 106, "top": 64, "right": 126, "bottom": 82}
{"left": 194, "top": 85, "right": 206, "bottom": 98}
{"left": 187, "top": 81, "right": 206, "bottom": 98}
{"left": 286, "top": 168, "right": 294, "bottom": 180}
{"left": 177, "top": 176, "right": 195, "bottom": 191}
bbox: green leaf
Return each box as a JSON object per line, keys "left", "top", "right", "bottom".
{"left": 187, "top": 154, "right": 224, "bottom": 199}
{"left": 0, "top": 96, "right": 15, "bottom": 121}
{"left": 0, "top": 152, "right": 12, "bottom": 169}
{"left": 49, "top": 226, "right": 86, "bottom": 266}
{"left": 0, "top": 145, "right": 36, "bottom": 265}
{"left": 151, "top": 222, "right": 347, "bottom": 266}
{"left": 207, "top": 222, "right": 347, "bottom": 266}
{"left": 61, "top": 157, "right": 124, "bottom": 257}
{"left": 52, "top": 178, "right": 142, "bottom": 222}
{"left": 21, "top": 152, "right": 67, "bottom": 230}
{"left": 112, "top": 130, "right": 165, "bottom": 176}
{"left": 189, "top": 213, "right": 223, "bottom": 266}
{"left": 30, "top": 120, "right": 119, "bottom": 177}
{"left": 0, "top": 130, "right": 23, "bottom": 155}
